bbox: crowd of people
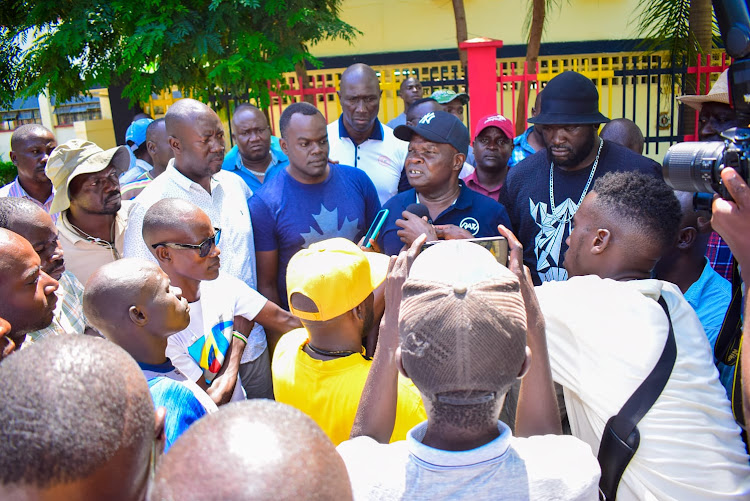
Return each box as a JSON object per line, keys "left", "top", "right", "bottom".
{"left": 0, "top": 64, "right": 749, "bottom": 500}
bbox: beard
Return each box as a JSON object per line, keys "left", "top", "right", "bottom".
{"left": 547, "top": 130, "right": 597, "bottom": 168}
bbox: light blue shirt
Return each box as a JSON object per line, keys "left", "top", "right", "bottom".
{"left": 508, "top": 126, "right": 538, "bottom": 168}
{"left": 684, "top": 258, "right": 734, "bottom": 396}
{"left": 221, "top": 136, "right": 288, "bottom": 195}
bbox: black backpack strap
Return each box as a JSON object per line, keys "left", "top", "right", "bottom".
{"left": 597, "top": 296, "right": 677, "bottom": 500}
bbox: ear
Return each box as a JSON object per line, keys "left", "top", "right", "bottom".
{"left": 128, "top": 305, "right": 148, "bottom": 327}
{"left": 676, "top": 227, "right": 697, "bottom": 251}
{"left": 168, "top": 135, "right": 181, "bottom": 155}
{"left": 154, "top": 406, "right": 166, "bottom": 456}
{"left": 453, "top": 153, "right": 466, "bottom": 172}
{"left": 696, "top": 215, "right": 712, "bottom": 234}
{"left": 352, "top": 302, "right": 365, "bottom": 323}
{"left": 9, "top": 151, "right": 17, "bottom": 166}
{"left": 591, "top": 228, "right": 611, "bottom": 255}
{"left": 336, "top": 90, "right": 342, "bottom": 101}
{"left": 153, "top": 245, "right": 172, "bottom": 264}
{"left": 146, "top": 140, "right": 157, "bottom": 157}
{"left": 395, "top": 346, "right": 409, "bottom": 379}
{"left": 517, "top": 346, "right": 532, "bottom": 379}
{"left": 279, "top": 137, "right": 289, "bottom": 155}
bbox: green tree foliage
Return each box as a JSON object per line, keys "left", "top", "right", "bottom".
{"left": 0, "top": 0, "right": 359, "bottom": 109}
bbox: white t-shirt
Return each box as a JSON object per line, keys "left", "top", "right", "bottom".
{"left": 337, "top": 421, "right": 600, "bottom": 500}
{"left": 140, "top": 360, "right": 218, "bottom": 414}
{"left": 166, "top": 272, "right": 268, "bottom": 403}
{"left": 536, "top": 276, "right": 750, "bottom": 501}
{"left": 327, "top": 118, "right": 407, "bottom": 205}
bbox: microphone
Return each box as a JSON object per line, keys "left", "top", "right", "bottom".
{"left": 404, "top": 203, "right": 432, "bottom": 223}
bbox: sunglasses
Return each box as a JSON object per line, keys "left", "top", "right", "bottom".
{"left": 152, "top": 228, "right": 221, "bottom": 258}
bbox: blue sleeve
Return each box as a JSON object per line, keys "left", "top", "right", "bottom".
{"left": 249, "top": 195, "right": 278, "bottom": 252}
{"left": 149, "top": 380, "right": 207, "bottom": 452}
{"left": 378, "top": 198, "right": 405, "bottom": 256}
{"left": 360, "top": 172, "right": 382, "bottom": 229}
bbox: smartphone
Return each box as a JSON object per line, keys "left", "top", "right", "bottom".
{"left": 363, "top": 209, "right": 389, "bottom": 248}
{"left": 421, "top": 236, "right": 509, "bottom": 266}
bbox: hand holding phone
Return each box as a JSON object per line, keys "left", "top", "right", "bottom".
{"left": 363, "top": 209, "right": 389, "bottom": 249}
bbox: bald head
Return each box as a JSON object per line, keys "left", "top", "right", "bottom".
{"left": 406, "top": 98, "right": 441, "bottom": 125}
{"left": 151, "top": 400, "right": 352, "bottom": 501}
{"left": 340, "top": 63, "right": 378, "bottom": 88}
{"left": 600, "top": 118, "right": 645, "bottom": 155}
{"left": 142, "top": 198, "right": 205, "bottom": 248}
{"left": 10, "top": 124, "right": 53, "bottom": 151}
{"left": 164, "top": 99, "right": 226, "bottom": 182}
{"left": 84, "top": 259, "right": 166, "bottom": 337}
{"left": 0, "top": 336, "right": 155, "bottom": 500}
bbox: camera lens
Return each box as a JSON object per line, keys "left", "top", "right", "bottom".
{"left": 663, "top": 141, "right": 725, "bottom": 193}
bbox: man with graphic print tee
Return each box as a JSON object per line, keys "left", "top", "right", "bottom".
{"left": 498, "top": 71, "right": 661, "bottom": 285}
{"left": 144, "top": 198, "right": 300, "bottom": 404}
{"left": 377, "top": 110, "right": 510, "bottom": 256}
{"left": 251, "top": 102, "right": 380, "bottom": 310}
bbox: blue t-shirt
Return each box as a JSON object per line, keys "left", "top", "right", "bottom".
{"left": 684, "top": 258, "right": 734, "bottom": 397}
{"left": 141, "top": 361, "right": 208, "bottom": 452}
{"left": 378, "top": 182, "right": 511, "bottom": 256}
{"left": 250, "top": 164, "right": 381, "bottom": 309}
{"left": 221, "top": 136, "right": 288, "bottom": 194}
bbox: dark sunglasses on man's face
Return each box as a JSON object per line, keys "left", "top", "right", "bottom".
{"left": 151, "top": 228, "right": 222, "bottom": 258}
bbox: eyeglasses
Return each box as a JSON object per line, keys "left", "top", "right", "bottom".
{"left": 152, "top": 228, "right": 221, "bottom": 258}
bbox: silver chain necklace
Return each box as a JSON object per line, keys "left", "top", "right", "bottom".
{"left": 549, "top": 137, "right": 603, "bottom": 217}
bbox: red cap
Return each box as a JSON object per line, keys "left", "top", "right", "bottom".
{"left": 473, "top": 114, "right": 514, "bottom": 143}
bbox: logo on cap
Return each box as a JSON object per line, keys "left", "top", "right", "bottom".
{"left": 419, "top": 112, "right": 436, "bottom": 125}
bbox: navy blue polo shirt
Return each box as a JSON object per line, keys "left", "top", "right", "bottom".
{"left": 378, "top": 182, "right": 511, "bottom": 256}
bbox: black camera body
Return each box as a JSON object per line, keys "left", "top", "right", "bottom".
{"left": 662, "top": 0, "right": 750, "bottom": 205}
{"left": 663, "top": 127, "right": 750, "bottom": 208}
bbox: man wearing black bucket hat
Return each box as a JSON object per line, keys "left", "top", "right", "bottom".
{"left": 498, "top": 71, "right": 662, "bottom": 285}
{"left": 376, "top": 111, "right": 511, "bottom": 256}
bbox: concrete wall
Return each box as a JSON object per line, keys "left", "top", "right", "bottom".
{"left": 311, "top": 0, "right": 643, "bottom": 57}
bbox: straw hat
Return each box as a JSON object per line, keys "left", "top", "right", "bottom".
{"left": 677, "top": 69, "right": 730, "bottom": 110}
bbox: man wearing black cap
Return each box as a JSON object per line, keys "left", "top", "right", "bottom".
{"left": 498, "top": 71, "right": 661, "bottom": 285}
{"left": 377, "top": 111, "right": 511, "bottom": 256}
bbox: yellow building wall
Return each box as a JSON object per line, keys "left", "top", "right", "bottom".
{"left": 312, "top": 0, "right": 643, "bottom": 57}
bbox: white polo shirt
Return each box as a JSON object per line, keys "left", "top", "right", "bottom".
{"left": 327, "top": 117, "right": 407, "bottom": 205}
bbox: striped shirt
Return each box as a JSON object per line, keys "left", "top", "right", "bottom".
{"left": 0, "top": 177, "right": 58, "bottom": 223}
{"left": 26, "top": 271, "right": 87, "bottom": 343}
{"left": 121, "top": 170, "right": 154, "bottom": 200}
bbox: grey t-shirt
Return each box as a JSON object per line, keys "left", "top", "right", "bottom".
{"left": 337, "top": 421, "right": 600, "bottom": 500}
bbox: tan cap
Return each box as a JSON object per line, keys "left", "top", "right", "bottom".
{"left": 677, "top": 69, "right": 730, "bottom": 110}
{"left": 399, "top": 241, "right": 527, "bottom": 405}
{"left": 46, "top": 139, "right": 130, "bottom": 214}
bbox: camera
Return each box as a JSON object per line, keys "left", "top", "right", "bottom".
{"left": 662, "top": 0, "right": 750, "bottom": 208}
{"left": 663, "top": 128, "right": 750, "bottom": 208}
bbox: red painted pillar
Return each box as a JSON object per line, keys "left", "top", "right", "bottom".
{"left": 459, "top": 37, "right": 503, "bottom": 137}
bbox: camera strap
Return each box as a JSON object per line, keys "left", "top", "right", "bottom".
{"left": 597, "top": 296, "right": 676, "bottom": 501}
{"left": 715, "top": 259, "right": 743, "bottom": 368}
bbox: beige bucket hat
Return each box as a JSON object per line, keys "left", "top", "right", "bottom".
{"left": 677, "top": 69, "right": 730, "bottom": 110}
{"left": 46, "top": 139, "right": 130, "bottom": 214}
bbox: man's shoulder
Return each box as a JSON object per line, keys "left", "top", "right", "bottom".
{"left": 0, "top": 180, "right": 15, "bottom": 196}
{"left": 603, "top": 141, "right": 661, "bottom": 173}
{"left": 272, "top": 328, "right": 309, "bottom": 366}
{"left": 511, "top": 434, "right": 600, "bottom": 495}
{"left": 382, "top": 189, "right": 413, "bottom": 210}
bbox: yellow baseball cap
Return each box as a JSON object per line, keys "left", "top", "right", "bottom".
{"left": 286, "top": 238, "right": 389, "bottom": 322}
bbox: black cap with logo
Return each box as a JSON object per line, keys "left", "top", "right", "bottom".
{"left": 394, "top": 110, "right": 470, "bottom": 156}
